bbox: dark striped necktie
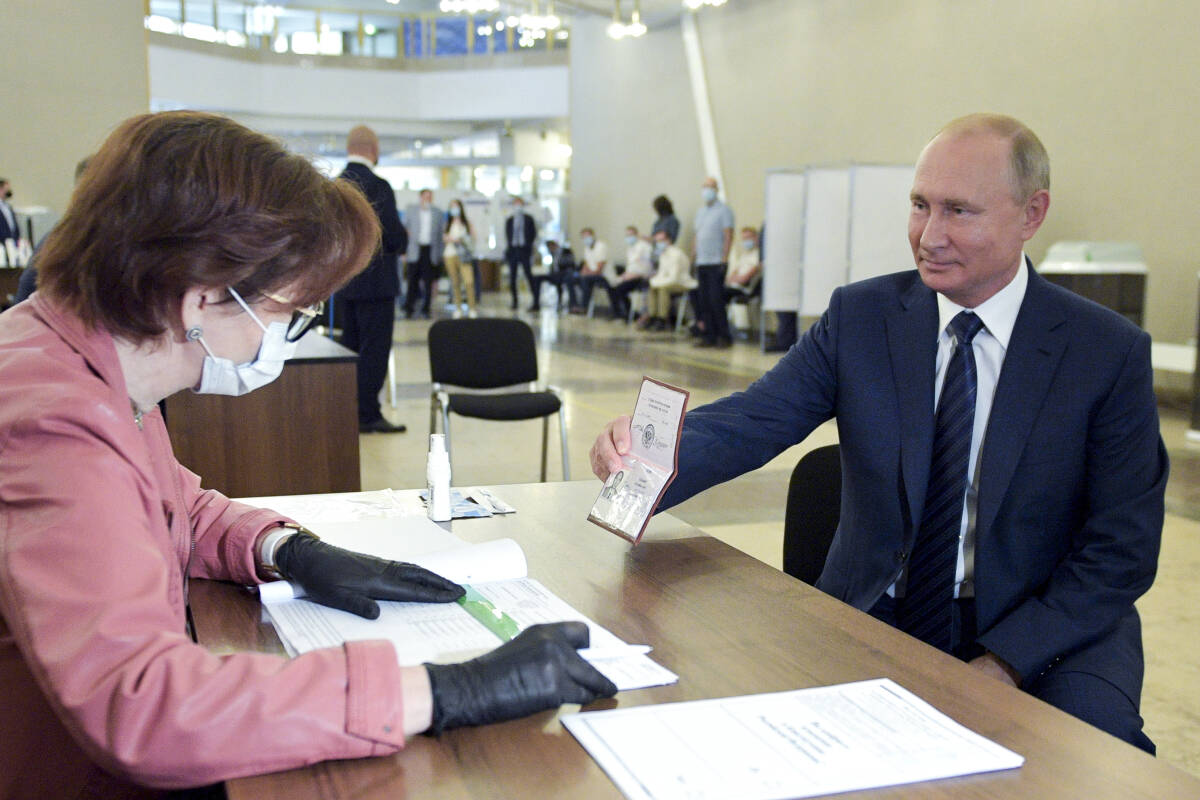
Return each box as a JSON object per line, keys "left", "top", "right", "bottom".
{"left": 899, "top": 310, "right": 985, "bottom": 652}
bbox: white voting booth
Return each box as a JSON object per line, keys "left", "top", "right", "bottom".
{"left": 762, "top": 164, "right": 915, "bottom": 329}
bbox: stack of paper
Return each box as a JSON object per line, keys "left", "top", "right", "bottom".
{"left": 256, "top": 513, "right": 676, "bottom": 691}
{"left": 563, "top": 678, "right": 1024, "bottom": 799}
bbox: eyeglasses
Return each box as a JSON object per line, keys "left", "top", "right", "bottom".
{"left": 264, "top": 292, "right": 326, "bottom": 342}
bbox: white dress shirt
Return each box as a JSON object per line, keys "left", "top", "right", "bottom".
{"left": 931, "top": 254, "right": 1029, "bottom": 598}
{"left": 418, "top": 207, "right": 433, "bottom": 246}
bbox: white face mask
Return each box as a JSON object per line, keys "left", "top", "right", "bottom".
{"left": 192, "top": 288, "right": 298, "bottom": 396}
{"left": 701, "top": 187, "right": 717, "bottom": 204}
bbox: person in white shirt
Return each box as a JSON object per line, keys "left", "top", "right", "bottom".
{"left": 574, "top": 228, "right": 613, "bottom": 315}
{"left": 639, "top": 230, "right": 696, "bottom": 331}
{"left": 403, "top": 189, "right": 445, "bottom": 318}
{"left": 725, "top": 227, "right": 761, "bottom": 293}
{"left": 606, "top": 225, "right": 654, "bottom": 322}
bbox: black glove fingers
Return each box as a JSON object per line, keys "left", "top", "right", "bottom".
{"left": 375, "top": 563, "right": 465, "bottom": 602}
{"left": 560, "top": 652, "right": 619, "bottom": 700}
{"left": 311, "top": 587, "right": 381, "bottom": 620}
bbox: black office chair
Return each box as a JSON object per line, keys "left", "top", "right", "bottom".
{"left": 782, "top": 444, "right": 842, "bottom": 585}
{"left": 427, "top": 318, "right": 569, "bottom": 482}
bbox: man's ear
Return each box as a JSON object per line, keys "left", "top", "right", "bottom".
{"left": 1020, "top": 189, "right": 1050, "bottom": 242}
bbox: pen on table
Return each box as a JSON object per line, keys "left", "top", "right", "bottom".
{"left": 579, "top": 645, "right": 653, "bottom": 660}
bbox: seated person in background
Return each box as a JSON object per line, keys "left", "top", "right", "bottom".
{"left": 532, "top": 239, "right": 579, "bottom": 311}
{"left": 0, "top": 111, "right": 617, "bottom": 798}
{"left": 592, "top": 112, "right": 1164, "bottom": 755}
{"left": 639, "top": 230, "right": 695, "bottom": 331}
{"left": 606, "top": 225, "right": 654, "bottom": 322}
{"left": 573, "top": 228, "right": 614, "bottom": 314}
{"left": 724, "top": 226, "right": 762, "bottom": 301}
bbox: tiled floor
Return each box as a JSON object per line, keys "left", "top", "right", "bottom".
{"left": 361, "top": 293, "right": 1200, "bottom": 777}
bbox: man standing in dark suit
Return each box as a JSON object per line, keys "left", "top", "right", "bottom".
{"left": 504, "top": 196, "right": 538, "bottom": 311}
{"left": 590, "top": 113, "right": 1166, "bottom": 753}
{"left": 337, "top": 126, "right": 408, "bottom": 434}
{"left": 0, "top": 178, "right": 22, "bottom": 253}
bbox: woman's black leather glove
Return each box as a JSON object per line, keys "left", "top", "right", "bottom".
{"left": 424, "top": 621, "right": 618, "bottom": 734}
{"left": 275, "top": 533, "right": 465, "bottom": 619}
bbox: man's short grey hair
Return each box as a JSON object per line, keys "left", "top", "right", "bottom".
{"left": 937, "top": 113, "right": 1050, "bottom": 202}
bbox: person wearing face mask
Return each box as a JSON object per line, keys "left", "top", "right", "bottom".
{"left": 641, "top": 230, "right": 696, "bottom": 331}
{"left": 504, "top": 196, "right": 539, "bottom": 311}
{"left": 337, "top": 125, "right": 408, "bottom": 434}
{"left": 0, "top": 112, "right": 617, "bottom": 798}
{"left": 574, "top": 227, "right": 615, "bottom": 315}
{"left": 442, "top": 199, "right": 476, "bottom": 318}
{"left": 691, "top": 177, "right": 735, "bottom": 349}
{"left": 607, "top": 225, "right": 653, "bottom": 322}
{"left": 720, "top": 226, "right": 763, "bottom": 334}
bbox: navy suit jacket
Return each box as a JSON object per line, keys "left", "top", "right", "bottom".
{"left": 505, "top": 213, "right": 537, "bottom": 259}
{"left": 663, "top": 264, "right": 1167, "bottom": 701}
{"left": 336, "top": 162, "right": 407, "bottom": 300}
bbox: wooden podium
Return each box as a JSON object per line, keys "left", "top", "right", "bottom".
{"left": 165, "top": 335, "right": 360, "bottom": 497}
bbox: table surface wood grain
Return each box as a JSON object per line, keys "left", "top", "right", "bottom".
{"left": 189, "top": 481, "right": 1200, "bottom": 799}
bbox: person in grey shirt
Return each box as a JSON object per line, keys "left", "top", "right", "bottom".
{"left": 692, "top": 177, "right": 735, "bottom": 347}
{"left": 403, "top": 189, "right": 445, "bottom": 318}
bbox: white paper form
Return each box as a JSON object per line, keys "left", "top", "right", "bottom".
{"left": 589, "top": 377, "right": 689, "bottom": 544}
{"left": 563, "top": 678, "right": 1024, "bottom": 800}
{"left": 262, "top": 575, "right": 677, "bottom": 691}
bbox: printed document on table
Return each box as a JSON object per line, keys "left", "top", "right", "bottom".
{"left": 589, "top": 377, "right": 689, "bottom": 544}
{"left": 563, "top": 678, "right": 1024, "bottom": 800}
{"left": 257, "top": 525, "right": 677, "bottom": 692}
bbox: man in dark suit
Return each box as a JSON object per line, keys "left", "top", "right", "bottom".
{"left": 504, "top": 197, "right": 538, "bottom": 311}
{"left": 0, "top": 178, "right": 21, "bottom": 252}
{"left": 337, "top": 126, "right": 408, "bottom": 433}
{"left": 590, "top": 114, "right": 1166, "bottom": 753}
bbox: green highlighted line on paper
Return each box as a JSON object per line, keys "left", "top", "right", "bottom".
{"left": 457, "top": 586, "right": 520, "bottom": 641}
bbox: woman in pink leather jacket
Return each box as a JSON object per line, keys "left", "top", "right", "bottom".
{"left": 0, "top": 112, "right": 614, "bottom": 799}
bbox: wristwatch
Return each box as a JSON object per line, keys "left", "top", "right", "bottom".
{"left": 258, "top": 522, "right": 318, "bottom": 579}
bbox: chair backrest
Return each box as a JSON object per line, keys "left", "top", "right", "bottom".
{"left": 783, "top": 444, "right": 842, "bottom": 586}
{"left": 428, "top": 318, "right": 539, "bottom": 389}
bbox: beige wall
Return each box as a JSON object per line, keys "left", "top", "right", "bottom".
{"left": 1, "top": 1, "right": 149, "bottom": 220}
{"left": 569, "top": 16, "right": 706, "bottom": 251}
{"left": 570, "top": 0, "right": 1200, "bottom": 342}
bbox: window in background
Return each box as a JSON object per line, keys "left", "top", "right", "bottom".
{"left": 474, "top": 166, "right": 503, "bottom": 197}
{"left": 376, "top": 166, "right": 441, "bottom": 192}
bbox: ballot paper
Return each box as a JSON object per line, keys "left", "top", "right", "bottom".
{"left": 563, "top": 678, "right": 1024, "bottom": 800}
{"left": 589, "top": 377, "right": 689, "bottom": 544}
{"left": 255, "top": 514, "right": 676, "bottom": 691}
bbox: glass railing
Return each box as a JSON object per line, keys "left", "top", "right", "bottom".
{"left": 145, "top": 1, "right": 569, "bottom": 60}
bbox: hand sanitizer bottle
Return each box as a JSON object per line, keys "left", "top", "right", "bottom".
{"left": 427, "top": 434, "right": 452, "bottom": 522}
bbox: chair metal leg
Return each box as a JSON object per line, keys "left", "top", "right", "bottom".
{"left": 388, "top": 349, "right": 397, "bottom": 408}
{"left": 540, "top": 416, "right": 550, "bottom": 482}
{"left": 442, "top": 409, "right": 453, "bottom": 476}
{"left": 675, "top": 292, "right": 689, "bottom": 332}
{"left": 558, "top": 410, "right": 570, "bottom": 480}
{"left": 429, "top": 391, "right": 439, "bottom": 437}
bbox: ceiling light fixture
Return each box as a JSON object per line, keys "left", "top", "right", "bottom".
{"left": 608, "top": 0, "right": 646, "bottom": 39}
{"left": 683, "top": 0, "right": 727, "bottom": 9}
{"left": 439, "top": 0, "right": 500, "bottom": 12}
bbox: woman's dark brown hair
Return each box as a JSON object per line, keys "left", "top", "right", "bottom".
{"left": 37, "top": 111, "right": 380, "bottom": 342}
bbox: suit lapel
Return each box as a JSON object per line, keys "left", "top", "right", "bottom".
{"left": 976, "top": 266, "right": 1068, "bottom": 536}
{"left": 884, "top": 276, "right": 940, "bottom": 530}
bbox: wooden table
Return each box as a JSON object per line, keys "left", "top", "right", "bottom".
{"left": 165, "top": 334, "right": 359, "bottom": 498}
{"left": 190, "top": 482, "right": 1200, "bottom": 799}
